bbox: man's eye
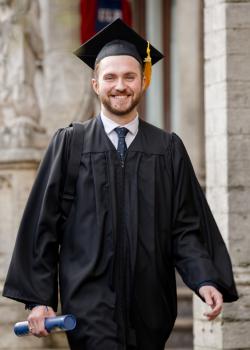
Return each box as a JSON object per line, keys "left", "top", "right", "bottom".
{"left": 104, "top": 76, "right": 114, "bottom": 80}
{"left": 126, "top": 76, "right": 135, "bottom": 81}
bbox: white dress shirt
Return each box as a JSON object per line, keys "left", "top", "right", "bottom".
{"left": 100, "top": 112, "right": 139, "bottom": 149}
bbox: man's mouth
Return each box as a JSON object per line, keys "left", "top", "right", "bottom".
{"left": 111, "top": 95, "right": 130, "bottom": 99}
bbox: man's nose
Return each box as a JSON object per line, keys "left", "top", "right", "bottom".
{"left": 115, "top": 78, "right": 126, "bottom": 91}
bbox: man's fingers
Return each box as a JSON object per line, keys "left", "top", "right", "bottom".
{"left": 27, "top": 305, "right": 55, "bottom": 337}
{"left": 205, "top": 295, "right": 223, "bottom": 320}
{"left": 37, "top": 318, "right": 49, "bottom": 337}
{"left": 204, "top": 302, "right": 222, "bottom": 320}
{"left": 28, "top": 319, "right": 49, "bottom": 337}
{"left": 28, "top": 317, "right": 47, "bottom": 336}
{"left": 203, "top": 291, "right": 214, "bottom": 306}
{"left": 199, "top": 286, "right": 223, "bottom": 321}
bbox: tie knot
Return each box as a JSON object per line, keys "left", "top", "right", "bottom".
{"left": 115, "top": 127, "right": 129, "bottom": 138}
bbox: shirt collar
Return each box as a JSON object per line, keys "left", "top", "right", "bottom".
{"left": 100, "top": 112, "right": 139, "bottom": 136}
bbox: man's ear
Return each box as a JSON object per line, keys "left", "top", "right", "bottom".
{"left": 142, "top": 74, "right": 147, "bottom": 91}
{"left": 92, "top": 78, "right": 99, "bottom": 95}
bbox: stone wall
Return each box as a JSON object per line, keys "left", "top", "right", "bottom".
{"left": 0, "top": 1, "right": 97, "bottom": 348}
{"left": 194, "top": 1, "right": 250, "bottom": 349}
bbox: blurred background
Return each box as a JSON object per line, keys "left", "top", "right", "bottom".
{"left": 0, "top": 0, "right": 249, "bottom": 349}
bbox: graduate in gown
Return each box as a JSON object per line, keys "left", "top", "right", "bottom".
{"left": 3, "top": 19, "right": 238, "bottom": 350}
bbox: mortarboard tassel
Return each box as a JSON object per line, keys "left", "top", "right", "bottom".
{"left": 144, "top": 41, "right": 152, "bottom": 89}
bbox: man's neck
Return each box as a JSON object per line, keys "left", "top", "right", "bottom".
{"left": 101, "top": 108, "right": 138, "bottom": 126}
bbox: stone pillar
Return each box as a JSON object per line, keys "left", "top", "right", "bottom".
{"left": 0, "top": 161, "right": 68, "bottom": 350}
{"left": 145, "top": 0, "right": 164, "bottom": 128}
{"left": 170, "top": 0, "right": 205, "bottom": 181}
{"left": 39, "top": 0, "right": 98, "bottom": 136}
{"left": 194, "top": 1, "right": 250, "bottom": 349}
{"left": 0, "top": 1, "right": 67, "bottom": 348}
{"left": 0, "top": 0, "right": 47, "bottom": 150}
{"left": 168, "top": 2, "right": 205, "bottom": 348}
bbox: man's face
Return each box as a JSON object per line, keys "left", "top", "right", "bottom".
{"left": 92, "top": 55, "right": 145, "bottom": 118}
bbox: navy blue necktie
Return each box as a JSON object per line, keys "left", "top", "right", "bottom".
{"left": 115, "top": 127, "right": 129, "bottom": 164}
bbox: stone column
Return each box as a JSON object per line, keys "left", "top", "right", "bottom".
{"left": 0, "top": 162, "right": 69, "bottom": 350}
{"left": 194, "top": 1, "right": 250, "bottom": 349}
{"left": 39, "top": 0, "right": 99, "bottom": 136}
{"left": 0, "top": 0, "right": 47, "bottom": 150}
{"left": 168, "top": 2, "right": 205, "bottom": 348}
{"left": 170, "top": 0, "right": 205, "bottom": 182}
{"left": 0, "top": 1, "right": 67, "bottom": 348}
{"left": 145, "top": 0, "right": 164, "bottom": 128}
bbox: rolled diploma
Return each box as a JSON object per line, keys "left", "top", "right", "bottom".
{"left": 14, "top": 314, "right": 76, "bottom": 336}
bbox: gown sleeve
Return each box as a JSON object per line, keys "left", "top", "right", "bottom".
{"left": 170, "top": 133, "right": 238, "bottom": 302}
{"left": 2, "top": 128, "right": 71, "bottom": 311}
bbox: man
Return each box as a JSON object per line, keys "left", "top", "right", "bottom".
{"left": 3, "top": 19, "right": 238, "bottom": 350}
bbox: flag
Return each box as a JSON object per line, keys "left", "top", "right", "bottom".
{"left": 80, "top": 0, "right": 132, "bottom": 43}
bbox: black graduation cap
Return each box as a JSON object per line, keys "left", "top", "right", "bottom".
{"left": 74, "top": 19, "right": 164, "bottom": 88}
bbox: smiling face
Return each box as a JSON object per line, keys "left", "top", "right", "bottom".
{"left": 92, "top": 55, "right": 145, "bottom": 124}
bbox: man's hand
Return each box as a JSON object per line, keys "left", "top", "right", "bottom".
{"left": 198, "top": 285, "right": 223, "bottom": 321}
{"left": 27, "top": 305, "right": 56, "bottom": 337}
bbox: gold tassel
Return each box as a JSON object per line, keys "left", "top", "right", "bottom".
{"left": 143, "top": 41, "right": 152, "bottom": 89}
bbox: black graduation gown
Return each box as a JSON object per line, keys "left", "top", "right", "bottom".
{"left": 3, "top": 116, "right": 238, "bottom": 350}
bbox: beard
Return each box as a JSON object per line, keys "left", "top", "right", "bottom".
{"left": 99, "top": 89, "right": 143, "bottom": 116}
